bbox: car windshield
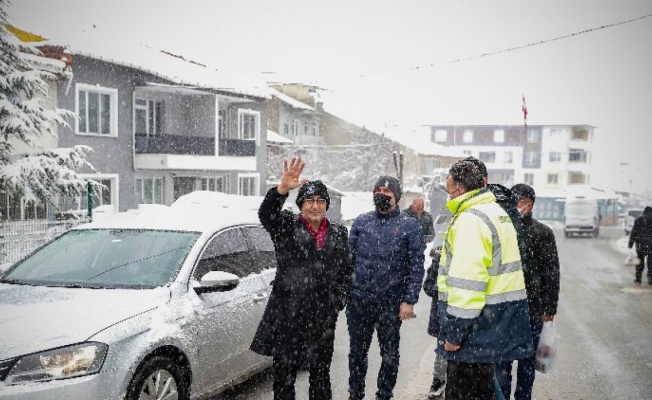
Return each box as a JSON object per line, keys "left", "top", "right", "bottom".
{"left": 1, "top": 229, "right": 200, "bottom": 289}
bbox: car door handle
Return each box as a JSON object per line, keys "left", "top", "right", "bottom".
{"left": 252, "top": 293, "right": 267, "bottom": 302}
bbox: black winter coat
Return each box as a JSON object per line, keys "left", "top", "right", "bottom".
{"left": 629, "top": 210, "right": 652, "bottom": 254}
{"left": 521, "top": 215, "right": 560, "bottom": 318}
{"left": 423, "top": 252, "right": 441, "bottom": 337}
{"left": 250, "top": 188, "right": 353, "bottom": 365}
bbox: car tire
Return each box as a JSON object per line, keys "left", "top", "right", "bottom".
{"left": 126, "top": 355, "right": 189, "bottom": 400}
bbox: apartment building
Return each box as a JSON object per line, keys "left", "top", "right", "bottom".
{"left": 426, "top": 124, "right": 595, "bottom": 189}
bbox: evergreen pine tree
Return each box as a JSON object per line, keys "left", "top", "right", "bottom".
{"left": 0, "top": 0, "right": 96, "bottom": 204}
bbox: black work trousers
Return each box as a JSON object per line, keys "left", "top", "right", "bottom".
{"left": 635, "top": 250, "right": 652, "bottom": 284}
{"left": 445, "top": 359, "right": 495, "bottom": 400}
{"left": 272, "top": 354, "right": 332, "bottom": 400}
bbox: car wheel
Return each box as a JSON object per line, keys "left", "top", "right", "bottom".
{"left": 126, "top": 355, "right": 189, "bottom": 400}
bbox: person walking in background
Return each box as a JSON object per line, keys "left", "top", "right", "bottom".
{"left": 437, "top": 159, "right": 533, "bottom": 400}
{"left": 628, "top": 206, "right": 652, "bottom": 286}
{"left": 496, "top": 184, "right": 560, "bottom": 400}
{"left": 423, "top": 250, "right": 446, "bottom": 399}
{"left": 250, "top": 157, "right": 353, "bottom": 400}
{"left": 347, "top": 175, "right": 425, "bottom": 400}
{"left": 404, "top": 196, "right": 435, "bottom": 244}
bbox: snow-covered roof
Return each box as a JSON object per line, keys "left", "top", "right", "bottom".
{"left": 31, "top": 29, "right": 270, "bottom": 101}
{"left": 267, "top": 129, "right": 293, "bottom": 144}
{"left": 268, "top": 88, "right": 315, "bottom": 111}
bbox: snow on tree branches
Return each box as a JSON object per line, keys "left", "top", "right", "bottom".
{"left": 0, "top": 0, "right": 96, "bottom": 200}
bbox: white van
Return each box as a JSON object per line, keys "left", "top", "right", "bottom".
{"left": 564, "top": 196, "right": 600, "bottom": 238}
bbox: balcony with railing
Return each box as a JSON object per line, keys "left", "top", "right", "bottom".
{"left": 135, "top": 133, "right": 255, "bottom": 157}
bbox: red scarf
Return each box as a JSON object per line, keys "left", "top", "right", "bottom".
{"left": 299, "top": 215, "right": 328, "bottom": 251}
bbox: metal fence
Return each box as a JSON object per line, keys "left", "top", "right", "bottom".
{"left": 0, "top": 216, "right": 90, "bottom": 265}
{"left": 0, "top": 190, "right": 93, "bottom": 265}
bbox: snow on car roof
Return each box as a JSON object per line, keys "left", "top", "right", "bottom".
{"left": 75, "top": 192, "right": 264, "bottom": 233}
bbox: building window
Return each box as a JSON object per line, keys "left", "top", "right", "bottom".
{"left": 569, "top": 148, "right": 588, "bottom": 163}
{"left": 571, "top": 127, "right": 589, "bottom": 141}
{"left": 524, "top": 173, "right": 534, "bottom": 185}
{"left": 238, "top": 174, "right": 259, "bottom": 196}
{"left": 527, "top": 129, "right": 540, "bottom": 143}
{"left": 238, "top": 109, "right": 260, "bottom": 142}
{"left": 494, "top": 129, "right": 505, "bottom": 143}
{"left": 549, "top": 151, "right": 562, "bottom": 163}
{"left": 478, "top": 151, "right": 496, "bottom": 163}
{"left": 218, "top": 109, "right": 227, "bottom": 138}
{"left": 201, "top": 177, "right": 226, "bottom": 192}
{"left": 311, "top": 121, "right": 318, "bottom": 136}
{"left": 135, "top": 98, "right": 163, "bottom": 135}
{"left": 293, "top": 120, "right": 300, "bottom": 136}
{"left": 547, "top": 174, "right": 559, "bottom": 184}
{"left": 463, "top": 129, "right": 473, "bottom": 143}
{"left": 304, "top": 121, "right": 309, "bottom": 135}
{"left": 76, "top": 84, "right": 118, "bottom": 136}
{"left": 433, "top": 129, "right": 447, "bottom": 143}
{"left": 504, "top": 151, "right": 513, "bottom": 164}
{"left": 568, "top": 172, "right": 587, "bottom": 184}
{"left": 283, "top": 123, "right": 289, "bottom": 135}
{"left": 80, "top": 176, "right": 117, "bottom": 212}
{"left": 135, "top": 177, "right": 163, "bottom": 204}
{"left": 524, "top": 152, "right": 539, "bottom": 167}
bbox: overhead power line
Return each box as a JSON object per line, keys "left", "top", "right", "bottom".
{"left": 424, "top": 12, "right": 652, "bottom": 68}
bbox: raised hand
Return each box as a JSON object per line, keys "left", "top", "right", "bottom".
{"left": 277, "top": 157, "right": 308, "bottom": 195}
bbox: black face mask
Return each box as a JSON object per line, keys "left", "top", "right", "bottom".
{"left": 373, "top": 193, "right": 392, "bottom": 213}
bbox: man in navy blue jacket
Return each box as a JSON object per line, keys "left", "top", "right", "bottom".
{"left": 347, "top": 176, "right": 425, "bottom": 400}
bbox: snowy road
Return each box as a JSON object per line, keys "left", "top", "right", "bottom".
{"left": 212, "top": 225, "right": 652, "bottom": 399}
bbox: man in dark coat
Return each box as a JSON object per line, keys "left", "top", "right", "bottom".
{"left": 496, "top": 184, "right": 560, "bottom": 400}
{"left": 347, "top": 175, "right": 425, "bottom": 400}
{"left": 404, "top": 197, "right": 435, "bottom": 244}
{"left": 250, "top": 157, "right": 353, "bottom": 400}
{"left": 628, "top": 206, "right": 652, "bottom": 285}
{"left": 423, "top": 250, "right": 446, "bottom": 399}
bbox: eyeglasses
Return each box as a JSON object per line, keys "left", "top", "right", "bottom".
{"left": 303, "top": 198, "right": 327, "bottom": 205}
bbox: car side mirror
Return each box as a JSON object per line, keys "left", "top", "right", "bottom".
{"left": 194, "top": 271, "right": 240, "bottom": 294}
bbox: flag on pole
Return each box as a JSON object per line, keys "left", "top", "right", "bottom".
{"left": 522, "top": 94, "right": 528, "bottom": 128}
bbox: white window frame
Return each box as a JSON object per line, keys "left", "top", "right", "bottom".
{"left": 434, "top": 129, "right": 447, "bottom": 143}
{"left": 134, "top": 98, "right": 162, "bottom": 135}
{"left": 135, "top": 177, "right": 164, "bottom": 205}
{"left": 200, "top": 176, "right": 227, "bottom": 193}
{"left": 527, "top": 129, "right": 540, "bottom": 143}
{"left": 75, "top": 83, "right": 118, "bottom": 137}
{"left": 524, "top": 173, "right": 534, "bottom": 185}
{"left": 504, "top": 151, "right": 513, "bottom": 164}
{"left": 237, "top": 109, "right": 260, "bottom": 144}
{"left": 494, "top": 129, "right": 505, "bottom": 143}
{"left": 547, "top": 173, "right": 559, "bottom": 185}
{"left": 549, "top": 151, "right": 562, "bottom": 163}
{"left": 293, "top": 120, "right": 300, "bottom": 136}
{"left": 80, "top": 173, "right": 120, "bottom": 213}
{"left": 478, "top": 151, "right": 496, "bottom": 164}
{"left": 238, "top": 173, "right": 260, "bottom": 196}
{"left": 463, "top": 129, "right": 474, "bottom": 143}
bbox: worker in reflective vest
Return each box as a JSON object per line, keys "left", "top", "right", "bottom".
{"left": 436, "top": 158, "right": 533, "bottom": 400}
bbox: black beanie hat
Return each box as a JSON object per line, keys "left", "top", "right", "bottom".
{"left": 374, "top": 176, "right": 402, "bottom": 202}
{"left": 511, "top": 183, "right": 536, "bottom": 203}
{"left": 296, "top": 180, "right": 330, "bottom": 210}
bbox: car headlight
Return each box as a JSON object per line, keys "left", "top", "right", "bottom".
{"left": 5, "top": 342, "right": 108, "bottom": 385}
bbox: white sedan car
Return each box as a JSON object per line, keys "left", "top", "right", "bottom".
{"left": 0, "top": 205, "right": 275, "bottom": 399}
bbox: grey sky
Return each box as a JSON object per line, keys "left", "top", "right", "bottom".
{"left": 7, "top": 0, "right": 652, "bottom": 192}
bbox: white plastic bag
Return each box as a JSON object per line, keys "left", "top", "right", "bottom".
{"left": 625, "top": 249, "right": 640, "bottom": 266}
{"left": 535, "top": 321, "right": 558, "bottom": 373}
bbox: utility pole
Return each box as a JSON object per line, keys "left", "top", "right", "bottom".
{"left": 392, "top": 150, "right": 404, "bottom": 185}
